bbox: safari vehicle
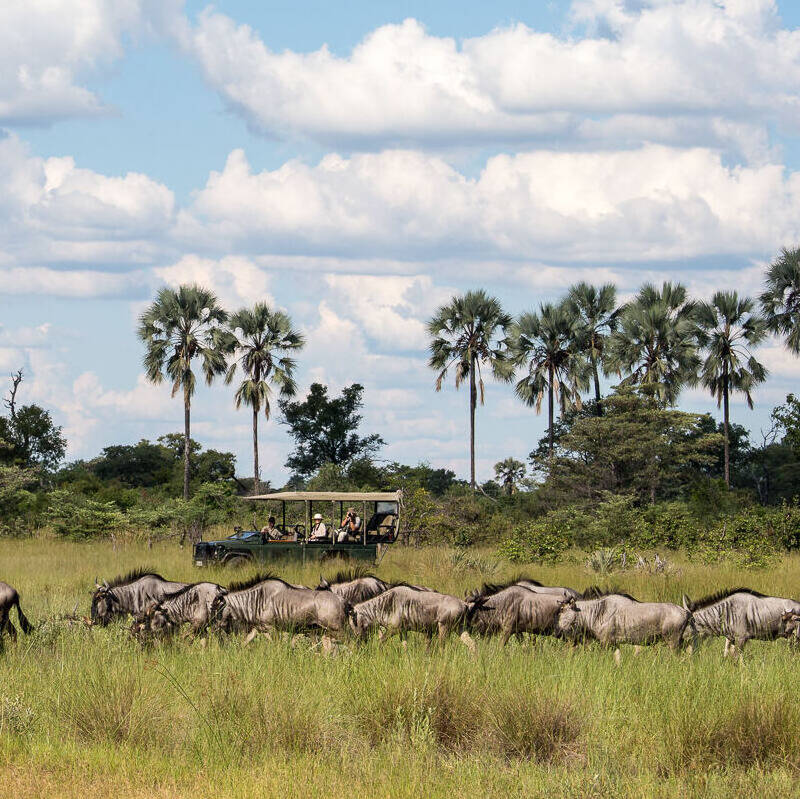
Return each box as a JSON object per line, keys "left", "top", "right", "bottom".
{"left": 192, "top": 490, "right": 401, "bottom": 568}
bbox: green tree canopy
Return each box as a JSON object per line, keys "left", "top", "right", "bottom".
{"left": 760, "top": 246, "right": 800, "bottom": 353}
{"left": 606, "top": 281, "right": 701, "bottom": 405}
{"left": 279, "top": 383, "right": 384, "bottom": 478}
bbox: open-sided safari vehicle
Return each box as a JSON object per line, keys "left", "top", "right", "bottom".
{"left": 192, "top": 490, "right": 402, "bottom": 568}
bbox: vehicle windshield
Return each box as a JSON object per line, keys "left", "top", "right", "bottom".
{"left": 226, "top": 530, "right": 259, "bottom": 540}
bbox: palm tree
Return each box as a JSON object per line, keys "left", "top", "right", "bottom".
{"left": 760, "top": 246, "right": 800, "bottom": 353}
{"left": 510, "top": 301, "right": 589, "bottom": 455}
{"left": 138, "top": 284, "right": 235, "bottom": 500}
{"left": 606, "top": 281, "right": 701, "bottom": 405}
{"left": 226, "top": 303, "right": 305, "bottom": 495}
{"left": 566, "top": 282, "right": 619, "bottom": 414}
{"left": 494, "top": 457, "right": 525, "bottom": 495}
{"left": 697, "top": 291, "right": 768, "bottom": 487}
{"left": 428, "top": 290, "right": 513, "bottom": 489}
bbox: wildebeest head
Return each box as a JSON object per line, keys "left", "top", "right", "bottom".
{"left": 90, "top": 581, "right": 117, "bottom": 626}
{"left": 781, "top": 609, "right": 800, "bottom": 639}
{"left": 146, "top": 601, "right": 172, "bottom": 634}
{"left": 348, "top": 606, "right": 366, "bottom": 638}
{"left": 555, "top": 597, "right": 580, "bottom": 635}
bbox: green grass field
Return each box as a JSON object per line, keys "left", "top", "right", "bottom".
{"left": 2, "top": 537, "right": 800, "bottom": 798}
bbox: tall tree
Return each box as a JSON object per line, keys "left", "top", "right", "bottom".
{"left": 428, "top": 290, "right": 513, "bottom": 489}
{"left": 606, "top": 281, "right": 701, "bottom": 405}
{"left": 138, "top": 284, "right": 235, "bottom": 500}
{"left": 697, "top": 291, "right": 767, "bottom": 487}
{"left": 760, "top": 246, "right": 800, "bottom": 353}
{"left": 227, "top": 303, "right": 305, "bottom": 495}
{"left": 279, "top": 383, "right": 384, "bottom": 478}
{"left": 510, "top": 301, "right": 589, "bottom": 455}
{"left": 494, "top": 457, "right": 525, "bottom": 495}
{"left": 566, "top": 282, "right": 619, "bottom": 413}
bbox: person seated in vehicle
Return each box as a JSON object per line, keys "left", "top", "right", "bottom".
{"left": 260, "top": 516, "right": 281, "bottom": 542}
{"left": 309, "top": 513, "right": 329, "bottom": 541}
{"left": 337, "top": 507, "right": 362, "bottom": 542}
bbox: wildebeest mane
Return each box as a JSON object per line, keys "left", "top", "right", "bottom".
{"left": 161, "top": 582, "right": 218, "bottom": 601}
{"left": 105, "top": 568, "right": 164, "bottom": 589}
{"left": 325, "top": 566, "right": 376, "bottom": 585}
{"left": 581, "top": 586, "right": 639, "bottom": 601}
{"left": 388, "top": 581, "right": 427, "bottom": 591}
{"left": 226, "top": 572, "right": 283, "bottom": 592}
{"left": 470, "top": 577, "right": 540, "bottom": 600}
{"left": 512, "top": 575, "right": 544, "bottom": 587}
{"left": 685, "top": 587, "right": 768, "bottom": 612}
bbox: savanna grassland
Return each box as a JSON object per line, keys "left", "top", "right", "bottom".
{"left": 3, "top": 537, "right": 800, "bottom": 798}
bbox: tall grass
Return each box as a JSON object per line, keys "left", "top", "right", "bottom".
{"left": 2, "top": 538, "right": 800, "bottom": 797}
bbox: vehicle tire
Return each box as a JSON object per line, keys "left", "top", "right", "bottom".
{"left": 225, "top": 555, "right": 250, "bottom": 569}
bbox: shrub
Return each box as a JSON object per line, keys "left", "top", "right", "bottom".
{"left": 498, "top": 519, "right": 570, "bottom": 564}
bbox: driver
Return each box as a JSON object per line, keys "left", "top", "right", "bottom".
{"left": 309, "top": 513, "right": 329, "bottom": 541}
{"left": 260, "top": 516, "right": 281, "bottom": 542}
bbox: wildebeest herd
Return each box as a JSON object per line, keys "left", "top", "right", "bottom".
{"left": 3, "top": 568, "right": 800, "bottom": 658}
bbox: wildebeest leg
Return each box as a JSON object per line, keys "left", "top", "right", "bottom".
{"left": 723, "top": 638, "right": 732, "bottom": 658}
{"left": 437, "top": 622, "right": 448, "bottom": 644}
{"left": 500, "top": 628, "right": 513, "bottom": 647}
{"left": 633, "top": 645, "right": 642, "bottom": 656}
{"left": 244, "top": 627, "right": 259, "bottom": 644}
{"left": 613, "top": 648, "right": 622, "bottom": 665}
{"left": 0, "top": 610, "right": 12, "bottom": 643}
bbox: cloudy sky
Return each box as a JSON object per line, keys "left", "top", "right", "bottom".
{"left": 3, "top": 0, "right": 800, "bottom": 484}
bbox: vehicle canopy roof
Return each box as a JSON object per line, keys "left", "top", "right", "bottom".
{"left": 243, "top": 490, "right": 401, "bottom": 503}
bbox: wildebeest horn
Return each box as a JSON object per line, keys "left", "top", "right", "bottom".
{"left": 103, "top": 580, "right": 109, "bottom": 589}
{"left": 94, "top": 576, "right": 100, "bottom": 589}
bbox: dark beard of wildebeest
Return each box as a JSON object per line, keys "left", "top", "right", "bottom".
{"left": 556, "top": 590, "right": 693, "bottom": 651}
{"left": 0, "top": 581, "right": 33, "bottom": 648}
{"left": 132, "top": 582, "right": 228, "bottom": 640}
{"left": 349, "top": 583, "right": 472, "bottom": 646}
{"left": 316, "top": 568, "right": 389, "bottom": 605}
{"left": 683, "top": 588, "right": 800, "bottom": 656}
{"left": 465, "top": 583, "right": 570, "bottom": 646}
{"left": 210, "top": 574, "right": 350, "bottom": 637}
{"left": 90, "top": 569, "right": 188, "bottom": 627}
{"left": 465, "top": 576, "right": 581, "bottom": 604}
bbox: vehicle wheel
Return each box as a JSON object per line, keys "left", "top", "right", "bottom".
{"left": 225, "top": 555, "right": 249, "bottom": 569}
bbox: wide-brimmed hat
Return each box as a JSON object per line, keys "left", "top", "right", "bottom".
{"left": 313, "top": 513, "right": 323, "bottom": 520}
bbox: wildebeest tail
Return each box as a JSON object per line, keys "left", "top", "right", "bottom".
{"left": 14, "top": 598, "right": 33, "bottom": 635}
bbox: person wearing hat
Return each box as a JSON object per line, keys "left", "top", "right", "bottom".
{"left": 309, "top": 512, "right": 328, "bottom": 541}
{"left": 337, "top": 507, "right": 362, "bottom": 543}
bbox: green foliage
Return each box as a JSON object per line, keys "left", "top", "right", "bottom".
{"left": 46, "top": 490, "right": 127, "bottom": 539}
{"left": 0, "top": 405, "right": 66, "bottom": 472}
{"left": 498, "top": 517, "right": 570, "bottom": 564}
{"left": 280, "top": 383, "right": 384, "bottom": 477}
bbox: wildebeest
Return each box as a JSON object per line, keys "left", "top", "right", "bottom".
{"left": 133, "top": 582, "right": 228, "bottom": 639}
{"left": 556, "top": 591, "right": 693, "bottom": 652}
{"left": 212, "top": 574, "right": 349, "bottom": 637}
{"left": 0, "top": 581, "right": 33, "bottom": 646}
{"left": 683, "top": 588, "right": 800, "bottom": 656}
{"left": 90, "top": 569, "right": 188, "bottom": 626}
{"left": 350, "top": 584, "right": 470, "bottom": 646}
{"left": 466, "top": 577, "right": 580, "bottom": 605}
{"left": 466, "top": 582, "right": 568, "bottom": 645}
{"left": 316, "top": 568, "right": 389, "bottom": 604}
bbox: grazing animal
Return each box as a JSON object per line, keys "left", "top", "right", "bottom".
{"left": 0, "top": 581, "right": 33, "bottom": 646}
{"left": 466, "top": 583, "right": 567, "bottom": 645}
{"left": 133, "top": 582, "right": 228, "bottom": 639}
{"left": 683, "top": 588, "right": 800, "bottom": 656}
{"left": 466, "top": 577, "right": 580, "bottom": 604}
{"left": 557, "top": 592, "right": 692, "bottom": 651}
{"left": 350, "top": 585, "right": 469, "bottom": 645}
{"left": 90, "top": 570, "right": 188, "bottom": 626}
{"left": 212, "top": 574, "right": 349, "bottom": 636}
{"left": 317, "top": 568, "right": 389, "bottom": 604}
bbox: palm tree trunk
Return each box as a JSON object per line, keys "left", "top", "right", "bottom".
{"left": 723, "top": 365, "right": 730, "bottom": 489}
{"left": 548, "top": 363, "right": 554, "bottom": 456}
{"left": 469, "top": 354, "right": 476, "bottom": 490}
{"left": 252, "top": 407, "right": 260, "bottom": 496}
{"left": 592, "top": 356, "right": 602, "bottom": 415}
{"left": 183, "top": 384, "right": 191, "bottom": 502}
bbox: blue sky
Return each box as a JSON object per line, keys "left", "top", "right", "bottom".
{"left": 3, "top": 0, "right": 800, "bottom": 484}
